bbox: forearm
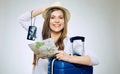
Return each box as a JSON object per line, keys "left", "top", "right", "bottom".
{"left": 55, "top": 51, "right": 93, "bottom": 66}
{"left": 67, "top": 55, "right": 92, "bottom": 66}
{"left": 32, "top": 8, "right": 42, "bottom": 17}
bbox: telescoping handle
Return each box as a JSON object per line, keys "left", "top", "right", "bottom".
{"left": 70, "top": 36, "right": 85, "bottom": 56}
{"left": 70, "top": 36, "right": 85, "bottom": 43}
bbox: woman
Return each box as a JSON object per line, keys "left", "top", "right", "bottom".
{"left": 18, "top": 2, "right": 99, "bottom": 74}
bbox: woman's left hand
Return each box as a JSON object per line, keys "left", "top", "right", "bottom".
{"left": 54, "top": 50, "right": 70, "bottom": 61}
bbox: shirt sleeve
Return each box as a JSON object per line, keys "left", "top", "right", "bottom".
{"left": 18, "top": 11, "right": 31, "bottom": 31}
{"left": 72, "top": 40, "right": 99, "bottom": 66}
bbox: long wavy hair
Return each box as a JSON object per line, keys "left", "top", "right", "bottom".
{"left": 33, "top": 7, "right": 68, "bottom": 65}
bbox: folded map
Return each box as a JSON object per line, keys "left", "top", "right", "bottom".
{"left": 28, "top": 38, "right": 58, "bottom": 58}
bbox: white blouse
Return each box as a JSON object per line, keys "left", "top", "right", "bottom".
{"left": 18, "top": 11, "right": 99, "bottom": 74}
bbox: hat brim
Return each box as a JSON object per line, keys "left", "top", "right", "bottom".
{"left": 42, "top": 6, "right": 71, "bottom": 22}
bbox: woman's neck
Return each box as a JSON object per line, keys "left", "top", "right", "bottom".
{"left": 51, "top": 32, "right": 61, "bottom": 43}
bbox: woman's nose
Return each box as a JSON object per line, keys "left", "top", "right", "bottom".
{"left": 55, "top": 18, "right": 60, "bottom": 23}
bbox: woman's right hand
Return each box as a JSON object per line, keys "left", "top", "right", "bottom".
{"left": 32, "top": 6, "right": 48, "bottom": 17}
{"left": 41, "top": 6, "right": 48, "bottom": 13}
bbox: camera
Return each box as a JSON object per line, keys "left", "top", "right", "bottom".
{"left": 27, "top": 26, "right": 37, "bottom": 40}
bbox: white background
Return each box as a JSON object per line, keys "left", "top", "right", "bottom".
{"left": 0, "top": 0, "right": 120, "bottom": 74}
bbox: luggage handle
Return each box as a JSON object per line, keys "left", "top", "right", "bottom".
{"left": 70, "top": 36, "right": 85, "bottom": 43}
{"left": 70, "top": 36, "right": 85, "bottom": 56}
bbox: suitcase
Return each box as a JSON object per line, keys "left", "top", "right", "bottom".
{"left": 48, "top": 36, "right": 93, "bottom": 74}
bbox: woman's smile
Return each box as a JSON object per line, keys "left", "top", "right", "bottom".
{"left": 53, "top": 24, "right": 61, "bottom": 28}
{"left": 50, "top": 10, "right": 64, "bottom": 33}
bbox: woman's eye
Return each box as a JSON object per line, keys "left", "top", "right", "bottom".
{"left": 50, "top": 17, "right": 55, "bottom": 19}
{"left": 59, "top": 17, "right": 64, "bottom": 19}
{"left": 50, "top": 16, "right": 64, "bottom": 19}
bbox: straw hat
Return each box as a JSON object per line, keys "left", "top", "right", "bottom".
{"left": 42, "top": 2, "right": 71, "bottom": 22}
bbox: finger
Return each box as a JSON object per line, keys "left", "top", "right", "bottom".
{"left": 56, "top": 53, "right": 64, "bottom": 60}
{"left": 53, "top": 51, "right": 58, "bottom": 55}
{"left": 53, "top": 50, "right": 62, "bottom": 54}
{"left": 56, "top": 55, "right": 62, "bottom": 60}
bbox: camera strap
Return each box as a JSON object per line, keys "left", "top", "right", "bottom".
{"left": 31, "top": 10, "right": 36, "bottom": 26}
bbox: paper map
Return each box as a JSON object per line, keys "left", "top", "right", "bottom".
{"left": 28, "top": 38, "right": 58, "bottom": 58}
